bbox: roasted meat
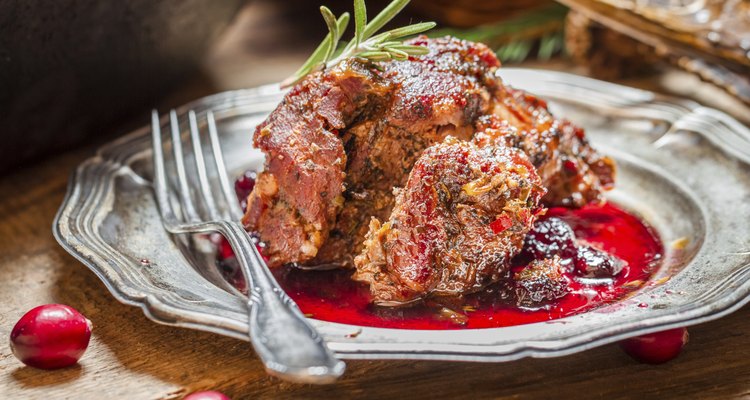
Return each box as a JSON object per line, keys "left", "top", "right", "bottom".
{"left": 243, "top": 35, "right": 615, "bottom": 294}
{"left": 352, "top": 138, "right": 545, "bottom": 305}
{"left": 244, "top": 36, "right": 504, "bottom": 267}
{"left": 242, "top": 61, "right": 385, "bottom": 266}
{"left": 472, "top": 92, "right": 615, "bottom": 207}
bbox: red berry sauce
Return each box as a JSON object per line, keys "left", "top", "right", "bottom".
{"left": 275, "top": 203, "right": 662, "bottom": 329}
{"left": 222, "top": 171, "right": 663, "bottom": 330}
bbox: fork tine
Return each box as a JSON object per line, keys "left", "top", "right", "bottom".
{"left": 151, "top": 110, "right": 178, "bottom": 224}
{"left": 207, "top": 110, "right": 245, "bottom": 221}
{"left": 169, "top": 109, "right": 200, "bottom": 222}
{"left": 152, "top": 111, "right": 344, "bottom": 382}
{"left": 188, "top": 110, "right": 220, "bottom": 220}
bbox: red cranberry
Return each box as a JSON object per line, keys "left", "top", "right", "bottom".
{"left": 10, "top": 304, "right": 92, "bottom": 369}
{"left": 574, "top": 245, "right": 624, "bottom": 278}
{"left": 183, "top": 391, "right": 231, "bottom": 400}
{"left": 518, "top": 217, "right": 576, "bottom": 262}
{"left": 620, "top": 327, "right": 689, "bottom": 364}
{"left": 234, "top": 170, "right": 257, "bottom": 212}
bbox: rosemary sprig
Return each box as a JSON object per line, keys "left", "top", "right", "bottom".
{"left": 429, "top": 4, "right": 567, "bottom": 64}
{"left": 281, "top": 0, "right": 436, "bottom": 88}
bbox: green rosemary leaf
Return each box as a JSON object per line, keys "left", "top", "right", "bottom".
{"left": 335, "top": 14, "right": 350, "bottom": 42}
{"left": 496, "top": 42, "right": 514, "bottom": 62}
{"left": 384, "top": 47, "right": 409, "bottom": 60}
{"left": 537, "top": 33, "right": 563, "bottom": 60}
{"left": 358, "top": 51, "right": 392, "bottom": 60}
{"left": 387, "top": 44, "right": 430, "bottom": 55}
{"left": 497, "top": 41, "right": 515, "bottom": 62}
{"left": 428, "top": 3, "right": 566, "bottom": 64}
{"left": 537, "top": 35, "right": 555, "bottom": 60}
{"left": 514, "top": 40, "right": 533, "bottom": 62}
{"left": 282, "top": 12, "right": 350, "bottom": 88}
{"left": 283, "top": 0, "right": 435, "bottom": 87}
{"left": 320, "top": 6, "right": 340, "bottom": 61}
{"left": 498, "top": 39, "right": 533, "bottom": 63}
{"left": 379, "top": 40, "right": 403, "bottom": 48}
{"left": 372, "top": 22, "right": 437, "bottom": 42}
{"left": 363, "top": 0, "right": 410, "bottom": 38}
{"left": 354, "top": 0, "right": 366, "bottom": 47}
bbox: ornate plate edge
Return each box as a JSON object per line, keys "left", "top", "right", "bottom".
{"left": 53, "top": 69, "right": 750, "bottom": 361}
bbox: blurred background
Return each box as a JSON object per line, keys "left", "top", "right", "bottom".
{"left": 1, "top": 0, "right": 748, "bottom": 175}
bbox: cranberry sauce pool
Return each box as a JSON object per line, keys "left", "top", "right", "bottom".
{"left": 217, "top": 202, "right": 663, "bottom": 330}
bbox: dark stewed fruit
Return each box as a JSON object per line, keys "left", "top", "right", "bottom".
{"left": 515, "top": 216, "right": 624, "bottom": 279}
{"left": 574, "top": 245, "right": 625, "bottom": 278}
{"left": 514, "top": 256, "right": 570, "bottom": 308}
{"left": 508, "top": 214, "right": 631, "bottom": 306}
{"left": 517, "top": 217, "right": 577, "bottom": 263}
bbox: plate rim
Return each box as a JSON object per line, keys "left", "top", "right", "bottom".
{"left": 53, "top": 68, "right": 750, "bottom": 361}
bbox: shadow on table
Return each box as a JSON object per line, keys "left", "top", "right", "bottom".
{"left": 11, "top": 364, "right": 83, "bottom": 388}
{"left": 47, "top": 244, "right": 268, "bottom": 393}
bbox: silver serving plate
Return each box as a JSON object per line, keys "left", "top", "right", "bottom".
{"left": 54, "top": 69, "right": 750, "bottom": 362}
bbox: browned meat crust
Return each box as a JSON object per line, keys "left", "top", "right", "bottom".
{"left": 473, "top": 88, "right": 615, "bottom": 207}
{"left": 243, "top": 36, "right": 615, "bottom": 274}
{"left": 352, "top": 138, "right": 545, "bottom": 305}
{"left": 242, "top": 62, "right": 388, "bottom": 266}
{"left": 245, "top": 36, "right": 502, "bottom": 267}
{"left": 312, "top": 37, "right": 503, "bottom": 267}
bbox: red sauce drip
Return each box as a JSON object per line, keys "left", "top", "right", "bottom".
{"left": 218, "top": 202, "right": 663, "bottom": 330}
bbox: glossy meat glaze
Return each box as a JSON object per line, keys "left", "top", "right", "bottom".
{"left": 242, "top": 36, "right": 615, "bottom": 304}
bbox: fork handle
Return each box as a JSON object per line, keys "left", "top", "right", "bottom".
{"left": 223, "top": 223, "right": 345, "bottom": 383}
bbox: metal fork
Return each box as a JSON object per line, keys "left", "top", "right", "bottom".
{"left": 150, "top": 109, "right": 345, "bottom": 383}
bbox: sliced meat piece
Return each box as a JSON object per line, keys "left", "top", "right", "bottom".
{"left": 473, "top": 87, "right": 616, "bottom": 207}
{"left": 353, "top": 138, "right": 545, "bottom": 305}
{"left": 311, "top": 36, "right": 502, "bottom": 266}
{"left": 243, "top": 35, "right": 615, "bottom": 270}
{"left": 242, "top": 62, "right": 389, "bottom": 266}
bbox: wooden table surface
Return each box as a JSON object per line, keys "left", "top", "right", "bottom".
{"left": 2, "top": 2, "right": 750, "bottom": 399}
